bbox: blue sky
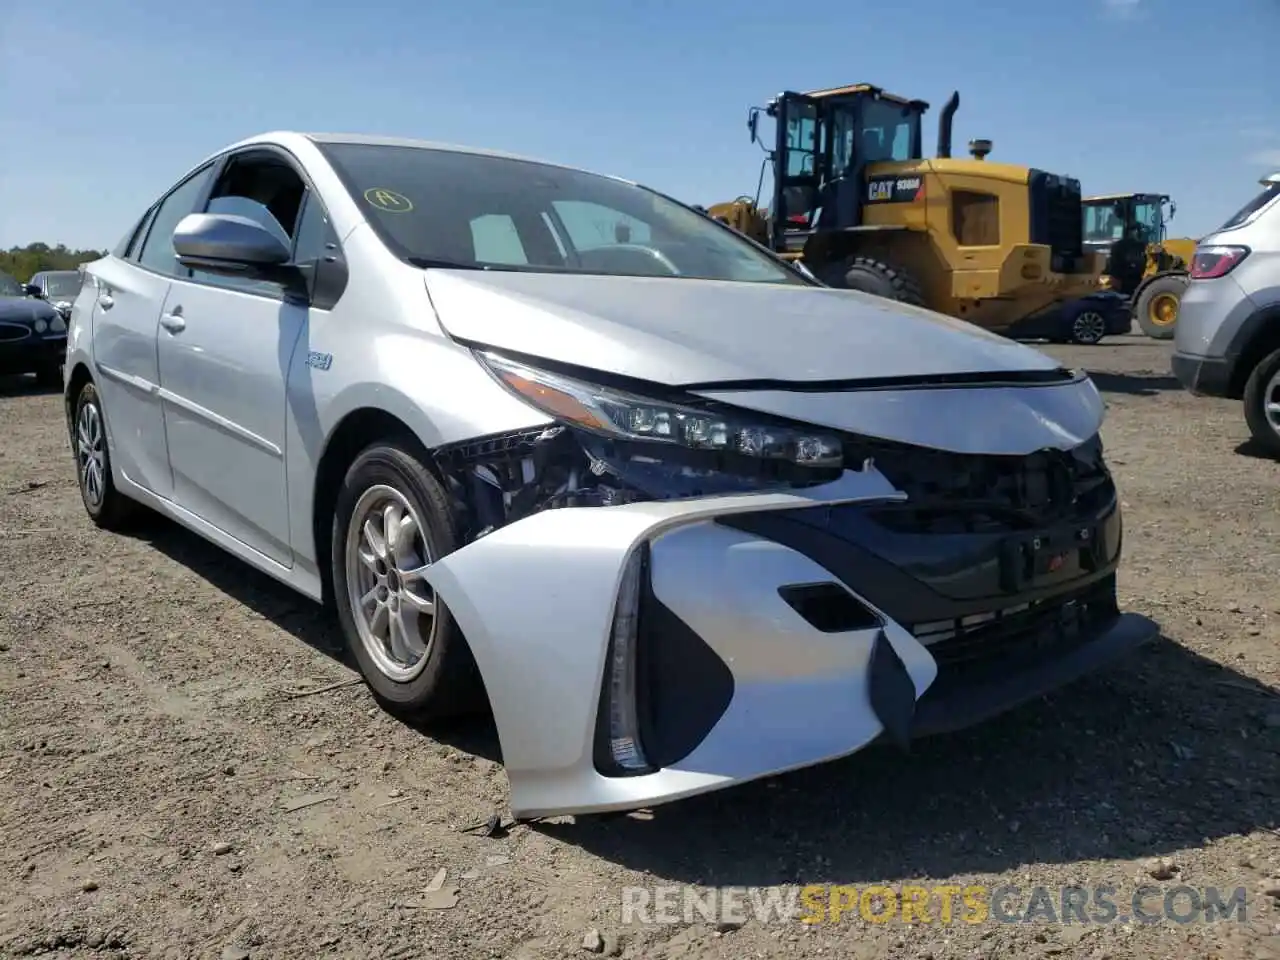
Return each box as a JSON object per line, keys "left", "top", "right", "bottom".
{"left": 2, "top": 0, "right": 1274, "bottom": 250}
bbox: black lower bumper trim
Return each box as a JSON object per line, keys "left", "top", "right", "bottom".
{"left": 899, "top": 611, "right": 1158, "bottom": 740}
{"left": 1171, "top": 352, "right": 1232, "bottom": 398}
{"left": 867, "top": 630, "right": 917, "bottom": 750}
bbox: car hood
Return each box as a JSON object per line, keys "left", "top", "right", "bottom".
{"left": 423, "top": 270, "right": 1104, "bottom": 455}
{"left": 0, "top": 296, "right": 57, "bottom": 323}
{"left": 424, "top": 271, "right": 1063, "bottom": 385}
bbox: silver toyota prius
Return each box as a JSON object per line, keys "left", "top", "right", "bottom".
{"left": 63, "top": 131, "right": 1158, "bottom": 819}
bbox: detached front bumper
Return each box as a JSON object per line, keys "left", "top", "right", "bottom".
{"left": 424, "top": 462, "right": 1158, "bottom": 820}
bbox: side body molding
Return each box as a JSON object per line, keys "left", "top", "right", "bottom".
{"left": 422, "top": 468, "right": 939, "bottom": 819}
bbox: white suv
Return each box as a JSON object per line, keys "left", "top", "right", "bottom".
{"left": 1172, "top": 173, "right": 1280, "bottom": 453}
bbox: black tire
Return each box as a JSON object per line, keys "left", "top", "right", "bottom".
{"left": 1134, "top": 273, "right": 1188, "bottom": 340}
{"left": 330, "top": 441, "right": 485, "bottom": 721}
{"left": 825, "top": 256, "right": 926, "bottom": 307}
{"left": 72, "top": 381, "right": 139, "bottom": 530}
{"left": 1242, "top": 347, "right": 1280, "bottom": 458}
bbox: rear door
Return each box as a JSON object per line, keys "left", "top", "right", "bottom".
{"left": 90, "top": 163, "right": 218, "bottom": 500}
{"left": 154, "top": 148, "right": 321, "bottom": 565}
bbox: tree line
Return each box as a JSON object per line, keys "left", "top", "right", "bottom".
{"left": 0, "top": 243, "right": 108, "bottom": 282}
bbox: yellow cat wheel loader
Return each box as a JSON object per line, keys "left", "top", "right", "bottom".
{"left": 706, "top": 84, "right": 1107, "bottom": 336}
{"left": 1082, "top": 193, "right": 1197, "bottom": 340}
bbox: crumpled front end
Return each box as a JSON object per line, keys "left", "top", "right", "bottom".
{"left": 421, "top": 389, "right": 1158, "bottom": 819}
{"left": 424, "top": 468, "right": 941, "bottom": 819}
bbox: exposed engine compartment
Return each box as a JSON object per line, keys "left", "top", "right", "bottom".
{"left": 433, "top": 425, "right": 844, "bottom": 542}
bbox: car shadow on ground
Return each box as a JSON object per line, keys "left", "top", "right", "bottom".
{"left": 1234, "top": 439, "right": 1279, "bottom": 462}
{"left": 536, "top": 638, "right": 1279, "bottom": 883}
{"left": 0, "top": 373, "right": 60, "bottom": 398}
{"left": 1084, "top": 371, "right": 1182, "bottom": 397}
{"left": 131, "top": 511, "right": 507, "bottom": 758}
{"left": 134, "top": 513, "right": 1279, "bottom": 881}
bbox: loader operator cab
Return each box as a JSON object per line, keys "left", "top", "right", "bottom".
{"left": 749, "top": 85, "right": 927, "bottom": 251}
{"left": 1083, "top": 193, "right": 1171, "bottom": 252}
{"left": 1083, "top": 192, "right": 1181, "bottom": 299}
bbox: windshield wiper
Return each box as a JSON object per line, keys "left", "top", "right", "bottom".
{"left": 405, "top": 256, "right": 488, "bottom": 270}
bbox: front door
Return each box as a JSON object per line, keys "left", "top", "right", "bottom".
{"left": 155, "top": 153, "right": 317, "bottom": 566}
{"left": 771, "top": 93, "right": 824, "bottom": 246}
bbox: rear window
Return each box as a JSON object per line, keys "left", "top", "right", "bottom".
{"left": 1219, "top": 181, "right": 1280, "bottom": 231}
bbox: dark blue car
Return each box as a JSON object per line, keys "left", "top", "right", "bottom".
{"left": 0, "top": 270, "right": 66, "bottom": 387}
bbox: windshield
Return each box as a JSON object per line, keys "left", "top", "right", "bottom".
{"left": 0, "top": 271, "right": 23, "bottom": 297}
{"left": 1220, "top": 181, "right": 1280, "bottom": 231}
{"left": 44, "top": 272, "right": 82, "bottom": 297}
{"left": 317, "top": 142, "right": 805, "bottom": 284}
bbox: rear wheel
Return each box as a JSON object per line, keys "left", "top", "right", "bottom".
{"left": 824, "top": 256, "right": 926, "bottom": 307}
{"left": 1134, "top": 273, "right": 1188, "bottom": 340}
{"left": 72, "top": 381, "right": 139, "bottom": 530}
{"left": 1242, "top": 347, "right": 1280, "bottom": 458}
{"left": 330, "top": 441, "right": 485, "bottom": 721}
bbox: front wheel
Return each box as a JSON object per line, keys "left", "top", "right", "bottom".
{"left": 1068, "top": 307, "right": 1108, "bottom": 345}
{"left": 1134, "top": 274, "right": 1188, "bottom": 340}
{"left": 1242, "top": 347, "right": 1280, "bottom": 458}
{"left": 330, "top": 441, "right": 485, "bottom": 721}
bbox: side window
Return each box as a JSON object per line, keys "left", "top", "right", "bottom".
{"left": 114, "top": 205, "right": 157, "bottom": 260}
{"left": 951, "top": 191, "right": 1000, "bottom": 246}
{"left": 136, "top": 164, "right": 217, "bottom": 276}
{"left": 191, "top": 153, "right": 308, "bottom": 296}
{"left": 552, "top": 200, "right": 651, "bottom": 251}
{"left": 470, "top": 214, "right": 528, "bottom": 264}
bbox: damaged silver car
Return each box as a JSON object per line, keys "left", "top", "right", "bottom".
{"left": 64, "top": 132, "right": 1158, "bottom": 819}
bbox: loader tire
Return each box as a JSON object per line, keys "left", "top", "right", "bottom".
{"left": 827, "top": 257, "right": 926, "bottom": 307}
{"left": 1134, "top": 273, "right": 1188, "bottom": 340}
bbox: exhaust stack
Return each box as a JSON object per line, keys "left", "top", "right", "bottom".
{"left": 936, "top": 91, "right": 960, "bottom": 158}
{"left": 968, "top": 138, "right": 993, "bottom": 160}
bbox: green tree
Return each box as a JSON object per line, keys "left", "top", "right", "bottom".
{"left": 0, "top": 243, "right": 108, "bottom": 282}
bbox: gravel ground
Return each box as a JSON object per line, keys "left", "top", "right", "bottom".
{"left": 1, "top": 334, "right": 1278, "bottom": 960}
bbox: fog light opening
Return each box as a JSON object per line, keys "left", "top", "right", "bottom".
{"left": 606, "top": 545, "right": 650, "bottom": 772}
{"left": 779, "top": 582, "right": 882, "bottom": 633}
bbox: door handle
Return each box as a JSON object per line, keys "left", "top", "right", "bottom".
{"left": 98, "top": 294, "right": 114, "bottom": 310}
{"left": 160, "top": 310, "right": 186, "bottom": 333}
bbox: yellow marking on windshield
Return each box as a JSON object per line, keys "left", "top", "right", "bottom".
{"left": 364, "top": 188, "right": 413, "bottom": 213}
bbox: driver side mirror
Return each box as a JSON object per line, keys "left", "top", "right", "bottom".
{"left": 748, "top": 107, "right": 760, "bottom": 144}
{"left": 173, "top": 212, "right": 290, "bottom": 267}
{"left": 23, "top": 283, "right": 43, "bottom": 298}
{"left": 172, "top": 213, "right": 304, "bottom": 294}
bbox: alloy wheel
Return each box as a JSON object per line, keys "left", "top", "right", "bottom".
{"left": 343, "top": 484, "right": 439, "bottom": 682}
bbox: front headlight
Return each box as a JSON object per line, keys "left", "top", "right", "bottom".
{"left": 477, "top": 351, "right": 843, "bottom": 469}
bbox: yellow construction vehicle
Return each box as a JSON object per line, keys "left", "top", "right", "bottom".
{"left": 706, "top": 84, "right": 1107, "bottom": 335}
{"left": 1082, "top": 193, "right": 1197, "bottom": 339}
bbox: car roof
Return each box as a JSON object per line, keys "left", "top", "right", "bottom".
{"left": 203, "top": 131, "right": 630, "bottom": 185}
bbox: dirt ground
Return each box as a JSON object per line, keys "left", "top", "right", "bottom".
{"left": 1, "top": 334, "right": 1278, "bottom": 960}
